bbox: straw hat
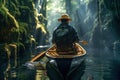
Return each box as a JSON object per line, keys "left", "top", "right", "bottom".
{"left": 58, "top": 14, "right": 72, "bottom": 21}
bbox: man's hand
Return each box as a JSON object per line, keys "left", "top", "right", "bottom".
{"left": 79, "top": 40, "right": 88, "bottom": 45}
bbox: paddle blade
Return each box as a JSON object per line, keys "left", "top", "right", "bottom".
{"left": 80, "top": 40, "right": 88, "bottom": 45}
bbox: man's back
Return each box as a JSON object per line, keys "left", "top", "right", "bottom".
{"left": 52, "top": 23, "right": 79, "bottom": 54}
{"left": 52, "top": 14, "right": 79, "bottom": 54}
{"left": 52, "top": 23, "right": 79, "bottom": 46}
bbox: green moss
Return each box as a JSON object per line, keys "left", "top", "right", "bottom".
{"left": 19, "top": 6, "right": 31, "bottom": 22}
{"left": 18, "top": 22, "right": 30, "bottom": 44}
{"left": 0, "top": 0, "right": 5, "bottom": 6}
{"left": 0, "top": 5, "right": 20, "bottom": 43}
{"left": 12, "top": 42, "right": 25, "bottom": 50}
{"left": 7, "top": 2, "right": 21, "bottom": 17}
{"left": 0, "top": 44, "right": 8, "bottom": 64}
{"left": 0, "top": 5, "right": 8, "bottom": 27}
{"left": 19, "top": 22, "right": 28, "bottom": 35}
{"left": 0, "top": 5, "right": 19, "bottom": 28}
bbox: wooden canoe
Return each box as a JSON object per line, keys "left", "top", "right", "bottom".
{"left": 46, "top": 43, "right": 86, "bottom": 58}
{"left": 30, "top": 43, "right": 86, "bottom": 62}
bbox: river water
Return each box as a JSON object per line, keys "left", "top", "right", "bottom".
{"left": 35, "top": 47, "right": 120, "bottom": 80}
{"left": 82, "top": 48, "right": 117, "bottom": 80}
{"left": 2, "top": 46, "right": 120, "bottom": 80}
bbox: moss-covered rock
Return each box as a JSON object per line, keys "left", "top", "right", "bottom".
{"left": 0, "top": 0, "right": 48, "bottom": 79}
{"left": 0, "top": 5, "right": 19, "bottom": 43}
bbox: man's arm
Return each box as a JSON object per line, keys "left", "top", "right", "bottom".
{"left": 52, "top": 30, "right": 56, "bottom": 44}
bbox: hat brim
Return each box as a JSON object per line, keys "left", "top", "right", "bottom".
{"left": 58, "top": 18, "right": 72, "bottom": 21}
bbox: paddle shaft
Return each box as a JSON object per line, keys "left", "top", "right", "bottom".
{"left": 30, "top": 45, "right": 55, "bottom": 62}
{"left": 30, "top": 51, "right": 45, "bottom": 62}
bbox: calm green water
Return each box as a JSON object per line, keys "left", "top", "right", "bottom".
{"left": 2, "top": 48, "right": 120, "bottom": 80}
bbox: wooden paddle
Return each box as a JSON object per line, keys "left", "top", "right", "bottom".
{"left": 30, "top": 45, "right": 55, "bottom": 62}
{"left": 79, "top": 40, "right": 88, "bottom": 45}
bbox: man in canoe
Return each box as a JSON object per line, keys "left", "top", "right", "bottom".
{"left": 52, "top": 14, "right": 79, "bottom": 55}
{"left": 46, "top": 14, "right": 86, "bottom": 80}
{"left": 29, "top": 14, "right": 86, "bottom": 80}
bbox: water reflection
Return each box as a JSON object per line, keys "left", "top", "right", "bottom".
{"left": 82, "top": 48, "right": 118, "bottom": 80}
{"left": 36, "top": 70, "right": 48, "bottom": 80}
{"left": 1, "top": 46, "right": 120, "bottom": 80}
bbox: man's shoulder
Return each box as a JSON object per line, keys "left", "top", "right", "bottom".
{"left": 67, "top": 25, "right": 76, "bottom": 30}
{"left": 54, "top": 24, "right": 74, "bottom": 31}
{"left": 53, "top": 26, "right": 59, "bottom": 31}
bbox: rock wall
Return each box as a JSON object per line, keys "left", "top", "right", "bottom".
{"left": 66, "top": 1, "right": 120, "bottom": 79}
{"left": 67, "top": 0, "right": 120, "bottom": 50}
{"left": 0, "top": 0, "right": 48, "bottom": 79}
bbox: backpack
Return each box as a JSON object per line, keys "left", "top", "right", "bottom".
{"left": 53, "top": 25, "right": 78, "bottom": 54}
{"left": 54, "top": 25, "right": 71, "bottom": 45}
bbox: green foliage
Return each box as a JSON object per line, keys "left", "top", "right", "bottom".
{"left": 18, "top": 22, "right": 29, "bottom": 44}
{"left": 19, "top": 22, "right": 28, "bottom": 35}
{"left": 19, "top": 6, "right": 31, "bottom": 22}
{"left": 0, "top": 5, "right": 8, "bottom": 28}
{"left": 0, "top": 44, "right": 8, "bottom": 64}
{"left": 0, "top": 5, "right": 20, "bottom": 43}
{"left": 0, "top": 0, "right": 5, "bottom": 6}
{"left": 12, "top": 42, "right": 25, "bottom": 50}
{"left": 19, "top": 6, "right": 30, "bottom": 11}
{"left": 0, "top": 5, "right": 19, "bottom": 28}
{"left": 7, "top": 2, "right": 21, "bottom": 17}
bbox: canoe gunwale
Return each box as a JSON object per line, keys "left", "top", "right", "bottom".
{"left": 45, "top": 43, "right": 86, "bottom": 59}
